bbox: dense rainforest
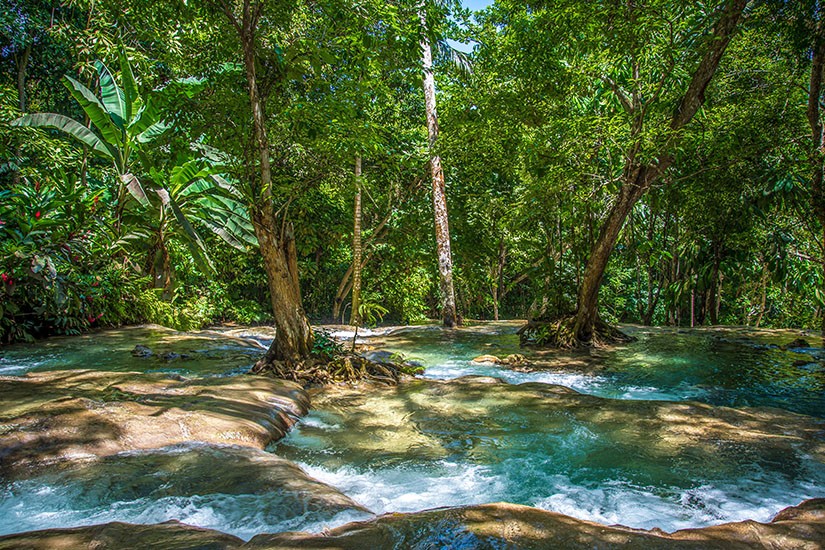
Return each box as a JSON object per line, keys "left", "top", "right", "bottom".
{"left": 1, "top": 0, "right": 824, "bottom": 350}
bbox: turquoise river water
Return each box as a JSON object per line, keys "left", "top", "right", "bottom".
{"left": 0, "top": 322, "right": 823, "bottom": 539}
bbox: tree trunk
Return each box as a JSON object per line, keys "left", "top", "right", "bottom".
{"left": 419, "top": 2, "right": 458, "bottom": 327}
{"left": 12, "top": 40, "right": 32, "bottom": 186}
{"left": 228, "top": 0, "right": 313, "bottom": 364}
{"left": 254, "top": 216, "right": 313, "bottom": 364}
{"left": 571, "top": 0, "right": 746, "bottom": 343}
{"left": 807, "top": 4, "right": 825, "bottom": 337}
{"left": 350, "top": 155, "right": 363, "bottom": 326}
{"left": 16, "top": 42, "right": 31, "bottom": 113}
{"left": 573, "top": 165, "right": 666, "bottom": 341}
{"left": 755, "top": 263, "right": 769, "bottom": 328}
{"left": 332, "top": 206, "right": 392, "bottom": 321}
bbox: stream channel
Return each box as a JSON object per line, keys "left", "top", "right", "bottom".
{"left": 0, "top": 321, "right": 823, "bottom": 540}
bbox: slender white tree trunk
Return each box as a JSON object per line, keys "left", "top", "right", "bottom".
{"left": 350, "top": 155, "right": 363, "bottom": 326}
{"left": 419, "top": 3, "right": 458, "bottom": 327}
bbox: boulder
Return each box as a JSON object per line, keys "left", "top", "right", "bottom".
{"left": 130, "top": 344, "right": 153, "bottom": 358}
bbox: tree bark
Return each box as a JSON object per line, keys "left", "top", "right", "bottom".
{"left": 419, "top": 2, "right": 458, "bottom": 327}
{"left": 227, "top": 0, "right": 313, "bottom": 364}
{"left": 572, "top": 0, "right": 746, "bottom": 343}
{"left": 755, "top": 262, "right": 769, "bottom": 328}
{"left": 16, "top": 42, "right": 31, "bottom": 113}
{"left": 350, "top": 155, "right": 363, "bottom": 326}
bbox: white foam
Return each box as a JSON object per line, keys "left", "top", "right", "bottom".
{"left": 532, "top": 476, "right": 823, "bottom": 532}
{"left": 297, "top": 461, "right": 506, "bottom": 515}
{"left": 0, "top": 484, "right": 372, "bottom": 541}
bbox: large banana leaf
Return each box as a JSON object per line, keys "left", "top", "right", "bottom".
{"left": 96, "top": 61, "right": 126, "bottom": 128}
{"left": 199, "top": 205, "right": 258, "bottom": 248}
{"left": 121, "top": 173, "right": 151, "bottom": 207}
{"left": 11, "top": 113, "right": 113, "bottom": 159}
{"left": 62, "top": 76, "right": 122, "bottom": 146}
{"left": 156, "top": 188, "right": 214, "bottom": 273}
{"left": 170, "top": 159, "right": 212, "bottom": 191}
{"left": 117, "top": 46, "right": 139, "bottom": 121}
{"left": 199, "top": 216, "right": 248, "bottom": 250}
{"left": 136, "top": 120, "right": 171, "bottom": 143}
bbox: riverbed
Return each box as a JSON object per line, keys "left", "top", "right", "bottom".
{"left": 0, "top": 322, "right": 822, "bottom": 544}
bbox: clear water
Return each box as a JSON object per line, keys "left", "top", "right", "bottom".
{"left": 374, "top": 323, "right": 825, "bottom": 417}
{"left": 275, "top": 378, "right": 825, "bottom": 532}
{"left": 274, "top": 322, "right": 825, "bottom": 533}
{"left": 0, "top": 325, "right": 266, "bottom": 378}
{"left": 1, "top": 322, "right": 823, "bottom": 539}
{"left": 0, "top": 444, "right": 370, "bottom": 541}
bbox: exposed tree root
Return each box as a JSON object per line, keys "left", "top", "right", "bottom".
{"left": 251, "top": 352, "right": 421, "bottom": 386}
{"left": 517, "top": 314, "right": 635, "bottom": 349}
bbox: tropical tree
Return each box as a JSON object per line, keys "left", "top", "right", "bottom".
{"left": 416, "top": 0, "right": 468, "bottom": 327}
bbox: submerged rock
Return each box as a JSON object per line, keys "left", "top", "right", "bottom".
{"left": 253, "top": 499, "right": 825, "bottom": 549}
{"left": 286, "top": 376, "right": 825, "bottom": 471}
{"left": 130, "top": 344, "right": 153, "bottom": 358}
{"left": 782, "top": 338, "right": 811, "bottom": 350}
{"left": 472, "top": 353, "right": 531, "bottom": 367}
{"left": 1, "top": 499, "right": 823, "bottom": 549}
{"left": 0, "top": 444, "right": 371, "bottom": 539}
{"left": 0, "top": 371, "right": 309, "bottom": 475}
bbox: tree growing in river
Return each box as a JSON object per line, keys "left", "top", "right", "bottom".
{"left": 502, "top": 0, "right": 749, "bottom": 345}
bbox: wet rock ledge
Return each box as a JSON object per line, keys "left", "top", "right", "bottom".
{"left": 0, "top": 370, "right": 308, "bottom": 475}
{"left": 1, "top": 499, "right": 823, "bottom": 549}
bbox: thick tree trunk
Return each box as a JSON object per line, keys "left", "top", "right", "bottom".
{"left": 571, "top": 0, "right": 746, "bottom": 343}
{"left": 350, "top": 156, "right": 363, "bottom": 326}
{"left": 254, "top": 216, "right": 313, "bottom": 363}
{"left": 227, "top": 0, "right": 312, "bottom": 364}
{"left": 419, "top": 4, "right": 458, "bottom": 327}
{"left": 573, "top": 165, "right": 666, "bottom": 341}
{"left": 808, "top": 5, "right": 825, "bottom": 337}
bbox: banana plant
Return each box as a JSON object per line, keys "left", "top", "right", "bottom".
{"left": 129, "top": 157, "right": 257, "bottom": 294}
{"left": 11, "top": 46, "right": 204, "bottom": 229}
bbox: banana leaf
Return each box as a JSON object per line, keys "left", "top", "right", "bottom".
{"left": 63, "top": 76, "right": 122, "bottom": 146}
{"left": 95, "top": 61, "right": 126, "bottom": 128}
{"left": 11, "top": 113, "right": 114, "bottom": 159}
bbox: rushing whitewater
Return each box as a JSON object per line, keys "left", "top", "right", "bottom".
{"left": 0, "top": 322, "right": 823, "bottom": 540}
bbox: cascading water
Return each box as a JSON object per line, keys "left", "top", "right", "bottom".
{"left": 0, "top": 322, "right": 822, "bottom": 540}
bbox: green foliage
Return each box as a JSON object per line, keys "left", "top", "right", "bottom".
{"left": 311, "top": 328, "right": 345, "bottom": 360}
{"left": 3, "top": 0, "right": 825, "bottom": 344}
